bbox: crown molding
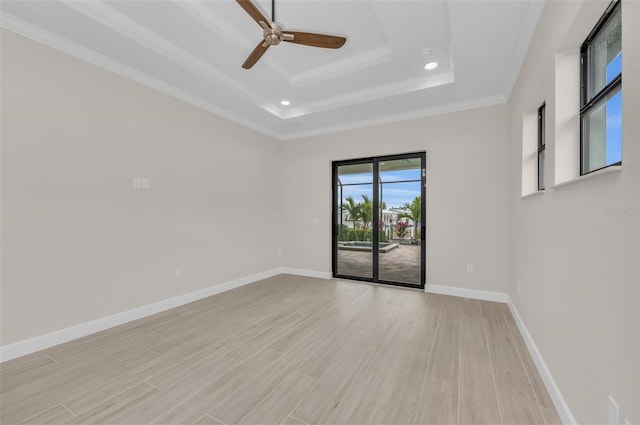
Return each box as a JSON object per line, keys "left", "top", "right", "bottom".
{"left": 260, "top": 70, "right": 455, "bottom": 120}
{"left": 282, "top": 94, "right": 507, "bottom": 141}
{"left": 1, "top": 15, "right": 508, "bottom": 143}
{"left": 60, "top": 0, "right": 275, "bottom": 111}
{"left": 280, "top": 71, "right": 455, "bottom": 120}
{"left": 0, "top": 14, "right": 283, "bottom": 140}
{"left": 1, "top": 0, "right": 536, "bottom": 142}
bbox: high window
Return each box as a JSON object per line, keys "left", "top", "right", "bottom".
{"left": 538, "top": 103, "right": 546, "bottom": 190}
{"left": 580, "top": 0, "right": 622, "bottom": 175}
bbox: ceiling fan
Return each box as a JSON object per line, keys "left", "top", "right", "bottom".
{"left": 236, "top": 0, "right": 347, "bottom": 69}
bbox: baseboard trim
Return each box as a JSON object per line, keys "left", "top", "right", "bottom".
{"left": 278, "top": 267, "right": 332, "bottom": 279}
{"left": 0, "top": 267, "right": 573, "bottom": 425}
{"left": 425, "top": 283, "right": 509, "bottom": 303}
{"left": 507, "top": 297, "right": 577, "bottom": 425}
{"left": 0, "top": 268, "right": 283, "bottom": 362}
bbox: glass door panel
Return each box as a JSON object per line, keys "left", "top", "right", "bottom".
{"left": 333, "top": 153, "right": 425, "bottom": 288}
{"left": 335, "top": 162, "right": 373, "bottom": 279}
{"left": 378, "top": 158, "right": 423, "bottom": 285}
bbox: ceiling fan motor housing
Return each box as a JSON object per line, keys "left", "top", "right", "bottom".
{"left": 262, "top": 22, "right": 283, "bottom": 45}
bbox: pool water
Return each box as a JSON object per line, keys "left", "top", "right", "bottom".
{"left": 345, "top": 242, "right": 392, "bottom": 248}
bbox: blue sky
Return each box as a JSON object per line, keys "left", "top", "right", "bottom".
{"left": 605, "top": 51, "right": 622, "bottom": 164}
{"left": 338, "top": 169, "right": 421, "bottom": 208}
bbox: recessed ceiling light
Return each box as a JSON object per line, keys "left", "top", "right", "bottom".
{"left": 424, "top": 62, "right": 438, "bottom": 71}
{"left": 280, "top": 100, "right": 291, "bottom": 106}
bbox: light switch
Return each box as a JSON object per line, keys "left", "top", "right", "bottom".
{"left": 312, "top": 217, "right": 319, "bottom": 225}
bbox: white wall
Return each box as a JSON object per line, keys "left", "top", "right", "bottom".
{"left": 281, "top": 104, "right": 510, "bottom": 294}
{"left": 1, "top": 28, "right": 511, "bottom": 349}
{"left": 0, "top": 30, "right": 283, "bottom": 345}
{"left": 507, "top": 1, "right": 640, "bottom": 423}
{"left": 2, "top": 3, "right": 639, "bottom": 423}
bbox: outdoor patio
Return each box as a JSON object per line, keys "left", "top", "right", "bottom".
{"left": 336, "top": 244, "right": 421, "bottom": 285}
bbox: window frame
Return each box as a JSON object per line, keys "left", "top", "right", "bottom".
{"left": 579, "top": 0, "right": 622, "bottom": 176}
{"left": 537, "top": 102, "right": 546, "bottom": 191}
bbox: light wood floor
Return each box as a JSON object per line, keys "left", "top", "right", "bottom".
{"left": 0, "top": 275, "right": 561, "bottom": 425}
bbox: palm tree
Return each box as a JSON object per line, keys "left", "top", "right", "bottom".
{"left": 343, "top": 196, "right": 362, "bottom": 241}
{"left": 378, "top": 201, "right": 388, "bottom": 239}
{"left": 400, "top": 196, "right": 421, "bottom": 244}
{"left": 360, "top": 195, "right": 373, "bottom": 241}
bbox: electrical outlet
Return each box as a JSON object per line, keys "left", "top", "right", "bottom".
{"left": 133, "top": 177, "right": 142, "bottom": 188}
{"left": 142, "top": 178, "right": 150, "bottom": 189}
{"left": 466, "top": 264, "right": 474, "bottom": 273}
{"left": 276, "top": 249, "right": 282, "bottom": 257}
{"left": 608, "top": 396, "right": 619, "bottom": 425}
{"left": 517, "top": 282, "right": 521, "bottom": 294}
{"left": 174, "top": 268, "right": 182, "bottom": 279}
{"left": 312, "top": 217, "right": 319, "bottom": 225}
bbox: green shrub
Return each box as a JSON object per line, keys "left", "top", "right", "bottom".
{"left": 338, "top": 226, "right": 390, "bottom": 242}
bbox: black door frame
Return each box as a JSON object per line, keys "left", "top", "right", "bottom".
{"left": 332, "top": 152, "right": 426, "bottom": 289}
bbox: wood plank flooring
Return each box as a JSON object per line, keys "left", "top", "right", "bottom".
{"left": 0, "top": 274, "right": 558, "bottom": 425}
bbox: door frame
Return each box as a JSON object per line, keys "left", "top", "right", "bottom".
{"left": 332, "top": 151, "right": 426, "bottom": 289}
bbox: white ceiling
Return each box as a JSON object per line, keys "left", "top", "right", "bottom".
{"left": 1, "top": 0, "right": 544, "bottom": 140}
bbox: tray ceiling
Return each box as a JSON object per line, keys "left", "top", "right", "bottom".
{"left": 1, "top": 0, "right": 544, "bottom": 140}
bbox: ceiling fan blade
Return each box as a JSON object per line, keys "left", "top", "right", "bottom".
{"left": 236, "top": 0, "right": 270, "bottom": 27}
{"left": 242, "top": 41, "right": 270, "bottom": 69}
{"left": 283, "top": 31, "right": 346, "bottom": 49}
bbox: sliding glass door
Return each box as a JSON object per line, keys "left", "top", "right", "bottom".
{"left": 333, "top": 152, "right": 425, "bottom": 288}
{"left": 334, "top": 162, "right": 374, "bottom": 279}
